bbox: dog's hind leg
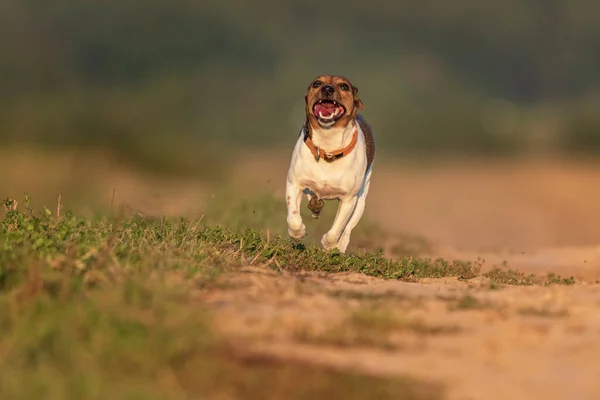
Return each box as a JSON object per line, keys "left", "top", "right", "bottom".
{"left": 336, "top": 171, "right": 372, "bottom": 253}
{"left": 307, "top": 194, "right": 324, "bottom": 219}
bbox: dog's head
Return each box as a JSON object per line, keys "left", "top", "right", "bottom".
{"left": 305, "top": 75, "right": 364, "bottom": 129}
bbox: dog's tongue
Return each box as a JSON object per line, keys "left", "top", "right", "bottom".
{"left": 314, "top": 103, "right": 335, "bottom": 117}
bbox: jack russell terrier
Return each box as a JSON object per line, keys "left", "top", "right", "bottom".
{"left": 286, "top": 75, "right": 375, "bottom": 253}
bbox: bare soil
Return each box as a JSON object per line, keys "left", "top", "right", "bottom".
{"left": 200, "top": 267, "right": 600, "bottom": 400}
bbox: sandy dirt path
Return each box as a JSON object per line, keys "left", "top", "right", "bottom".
{"left": 200, "top": 266, "right": 600, "bottom": 400}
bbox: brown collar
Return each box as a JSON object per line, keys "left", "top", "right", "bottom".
{"left": 303, "top": 125, "right": 358, "bottom": 163}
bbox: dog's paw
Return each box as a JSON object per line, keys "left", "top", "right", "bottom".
{"left": 308, "top": 197, "right": 324, "bottom": 219}
{"left": 288, "top": 224, "right": 307, "bottom": 241}
{"left": 320, "top": 233, "right": 339, "bottom": 251}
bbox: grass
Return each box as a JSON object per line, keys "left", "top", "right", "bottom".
{"left": 204, "top": 228, "right": 476, "bottom": 280}
{"left": 0, "top": 194, "right": 580, "bottom": 298}
{"left": 545, "top": 273, "right": 576, "bottom": 285}
{"left": 483, "top": 267, "right": 536, "bottom": 286}
{"left": 1, "top": 196, "right": 449, "bottom": 400}
{"left": 0, "top": 195, "right": 577, "bottom": 293}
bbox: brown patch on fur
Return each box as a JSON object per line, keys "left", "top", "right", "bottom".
{"left": 307, "top": 196, "right": 325, "bottom": 218}
{"left": 356, "top": 114, "right": 376, "bottom": 173}
{"left": 305, "top": 75, "right": 363, "bottom": 132}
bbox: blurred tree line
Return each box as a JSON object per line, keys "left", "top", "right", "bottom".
{"left": 1, "top": 0, "right": 599, "bottom": 174}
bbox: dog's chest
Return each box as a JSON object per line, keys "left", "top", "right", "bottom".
{"left": 288, "top": 124, "right": 367, "bottom": 200}
{"left": 299, "top": 178, "right": 346, "bottom": 199}
{"left": 294, "top": 157, "right": 360, "bottom": 199}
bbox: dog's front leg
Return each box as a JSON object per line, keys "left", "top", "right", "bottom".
{"left": 321, "top": 196, "right": 358, "bottom": 252}
{"left": 286, "top": 180, "right": 306, "bottom": 240}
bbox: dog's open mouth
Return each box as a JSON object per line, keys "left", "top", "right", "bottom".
{"left": 313, "top": 100, "right": 346, "bottom": 124}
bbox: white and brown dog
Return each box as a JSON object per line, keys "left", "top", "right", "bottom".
{"left": 286, "top": 75, "right": 375, "bottom": 253}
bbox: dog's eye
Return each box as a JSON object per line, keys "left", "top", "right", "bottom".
{"left": 312, "top": 81, "right": 322, "bottom": 88}
{"left": 339, "top": 83, "right": 349, "bottom": 91}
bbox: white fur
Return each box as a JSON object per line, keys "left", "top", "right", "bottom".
{"left": 286, "top": 118, "right": 373, "bottom": 253}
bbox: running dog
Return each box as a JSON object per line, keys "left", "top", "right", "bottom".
{"left": 285, "top": 75, "right": 375, "bottom": 253}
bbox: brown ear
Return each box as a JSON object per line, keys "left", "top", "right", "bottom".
{"left": 352, "top": 86, "right": 364, "bottom": 110}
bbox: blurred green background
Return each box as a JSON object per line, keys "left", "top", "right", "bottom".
{"left": 2, "top": 0, "right": 600, "bottom": 176}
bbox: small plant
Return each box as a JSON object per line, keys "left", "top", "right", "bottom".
{"left": 544, "top": 273, "right": 576, "bottom": 286}
{"left": 484, "top": 268, "right": 536, "bottom": 286}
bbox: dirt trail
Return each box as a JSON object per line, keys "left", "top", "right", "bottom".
{"left": 201, "top": 266, "right": 600, "bottom": 400}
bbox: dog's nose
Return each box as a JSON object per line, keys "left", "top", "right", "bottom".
{"left": 321, "top": 85, "right": 334, "bottom": 96}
